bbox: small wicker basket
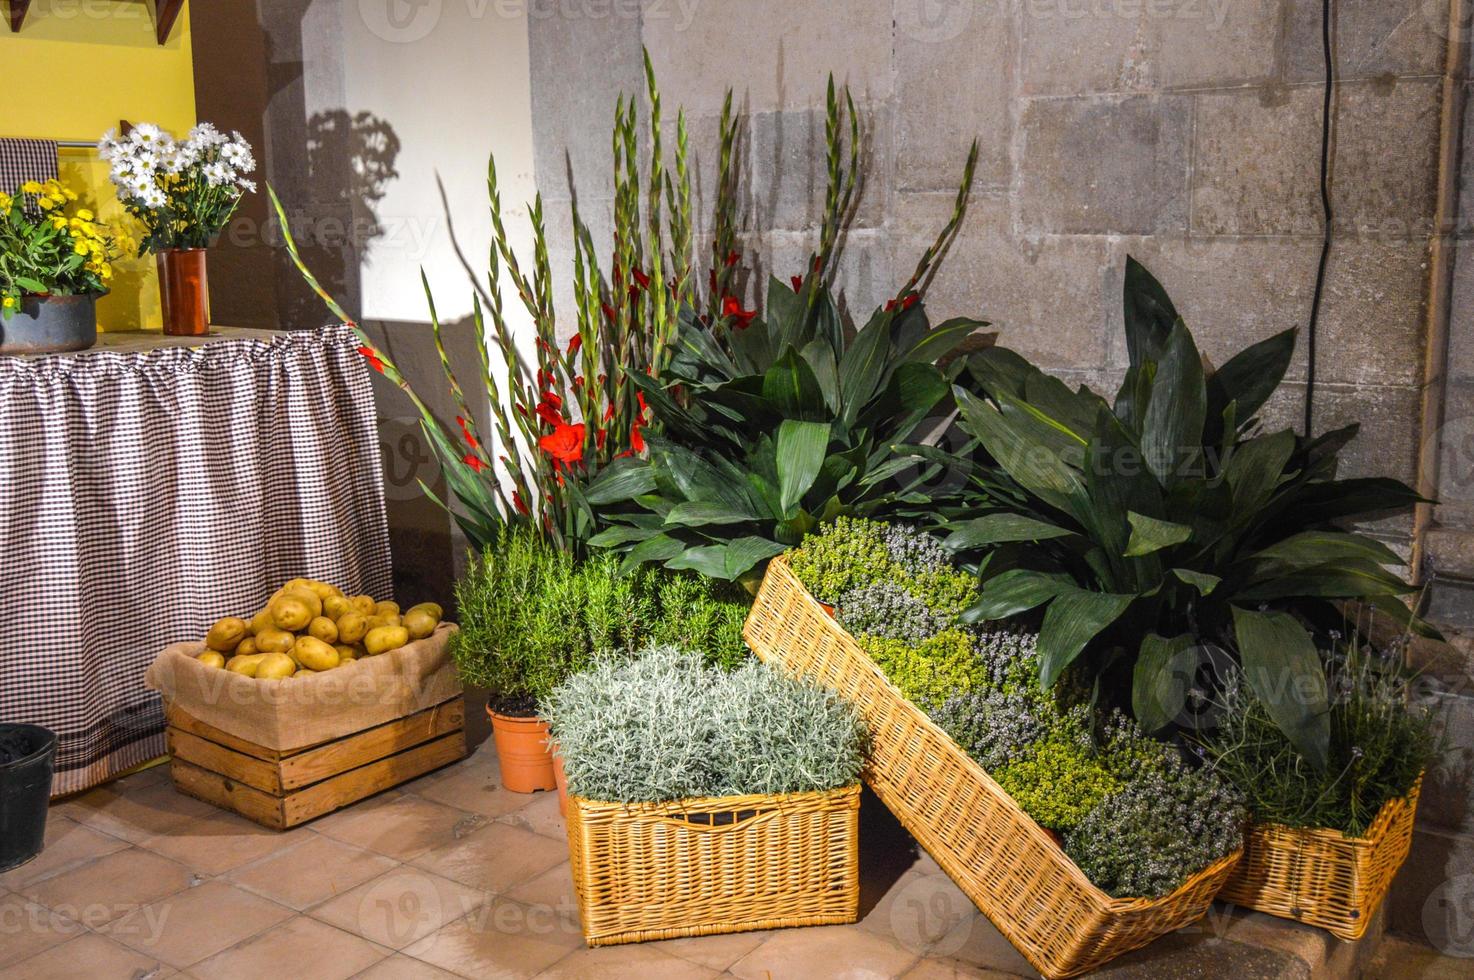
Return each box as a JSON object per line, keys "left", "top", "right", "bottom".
{"left": 743, "top": 555, "right": 1242, "bottom": 979}
{"left": 1220, "top": 780, "right": 1421, "bottom": 940}
{"left": 565, "top": 783, "right": 861, "bottom": 946}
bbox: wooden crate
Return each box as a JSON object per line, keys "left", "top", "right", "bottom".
{"left": 166, "top": 696, "right": 466, "bottom": 829}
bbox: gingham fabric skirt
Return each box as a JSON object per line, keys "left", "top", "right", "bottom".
{"left": 0, "top": 325, "right": 393, "bottom": 796}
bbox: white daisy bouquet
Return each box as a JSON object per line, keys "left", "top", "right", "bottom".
{"left": 98, "top": 122, "right": 257, "bottom": 253}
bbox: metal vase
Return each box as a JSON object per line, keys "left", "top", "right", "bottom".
{"left": 0, "top": 293, "right": 99, "bottom": 355}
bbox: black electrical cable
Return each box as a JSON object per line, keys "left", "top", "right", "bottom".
{"left": 1305, "top": 0, "right": 1334, "bottom": 435}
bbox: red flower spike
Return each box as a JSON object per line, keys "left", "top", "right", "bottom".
{"left": 637, "top": 391, "right": 649, "bottom": 416}
{"left": 790, "top": 275, "right": 804, "bottom": 292}
{"left": 567, "top": 333, "right": 582, "bottom": 355}
{"left": 632, "top": 268, "right": 650, "bottom": 290}
{"left": 724, "top": 250, "right": 739, "bottom": 267}
{"left": 630, "top": 417, "right": 646, "bottom": 453}
{"left": 602, "top": 403, "right": 616, "bottom": 423}
{"left": 535, "top": 391, "right": 565, "bottom": 427}
{"left": 721, "top": 295, "right": 757, "bottom": 330}
{"left": 573, "top": 375, "right": 585, "bottom": 388}
{"left": 886, "top": 293, "right": 920, "bottom": 313}
{"left": 538, "top": 421, "right": 586, "bottom": 465}
{"left": 512, "top": 490, "right": 529, "bottom": 515}
{"left": 596, "top": 427, "right": 608, "bottom": 450}
{"left": 601, "top": 301, "right": 618, "bottom": 322}
{"left": 462, "top": 453, "right": 486, "bottom": 473}
{"left": 356, "top": 345, "right": 385, "bottom": 373}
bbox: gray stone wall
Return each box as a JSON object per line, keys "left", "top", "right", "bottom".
{"left": 528, "top": 0, "right": 1474, "bottom": 953}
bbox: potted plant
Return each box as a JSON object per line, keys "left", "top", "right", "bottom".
{"left": 542, "top": 644, "right": 865, "bottom": 946}
{"left": 0, "top": 180, "right": 129, "bottom": 354}
{"left": 98, "top": 122, "right": 256, "bottom": 336}
{"left": 1201, "top": 640, "right": 1439, "bottom": 938}
{"left": 746, "top": 517, "right": 1247, "bottom": 978}
{"left": 451, "top": 525, "right": 750, "bottom": 793}
{"left": 0, "top": 723, "right": 58, "bottom": 872}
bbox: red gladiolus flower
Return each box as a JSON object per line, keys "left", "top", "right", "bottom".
{"left": 455, "top": 415, "right": 480, "bottom": 449}
{"left": 885, "top": 293, "right": 919, "bottom": 313}
{"left": 573, "top": 375, "right": 585, "bottom": 388}
{"left": 462, "top": 453, "right": 486, "bottom": 473}
{"left": 601, "top": 301, "right": 618, "bottom": 322}
{"left": 356, "top": 345, "right": 385, "bottom": 373}
{"left": 630, "top": 416, "right": 646, "bottom": 453}
{"left": 538, "top": 421, "right": 586, "bottom": 465}
{"left": 724, "top": 250, "right": 739, "bottom": 267}
{"left": 631, "top": 268, "right": 650, "bottom": 290}
{"left": 790, "top": 275, "right": 804, "bottom": 292}
{"left": 535, "top": 391, "right": 564, "bottom": 427}
{"left": 602, "top": 402, "right": 616, "bottom": 423}
{"left": 567, "top": 333, "right": 582, "bottom": 355}
{"left": 596, "top": 427, "right": 608, "bottom": 450}
{"left": 512, "top": 490, "right": 529, "bottom": 515}
{"left": 722, "top": 295, "right": 756, "bottom": 330}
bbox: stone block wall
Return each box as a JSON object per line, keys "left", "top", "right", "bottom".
{"left": 527, "top": 0, "right": 1474, "bottom": 955}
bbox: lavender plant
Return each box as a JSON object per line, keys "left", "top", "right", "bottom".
{"left": 542, "top": 645, "right": 864, "bottom": 803}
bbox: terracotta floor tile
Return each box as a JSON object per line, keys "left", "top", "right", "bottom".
{"left": 412, "top": 762, "right": 543, "bottom": 819}
{"left": 862, "top": 871, "right": 976, "bottom": 955}
{"left": 0, "top": 815, "right": 130, "bottom": 890}
{"left": 902, "top": 957, "right": 1020, "bottom": 979}
{"left": 21, "top": 848, "right": 193, "bottom": 926}
{"left": 0, "top": 892, "right": 86, "bottom": 969}
{"left": 494, "top": 790, "right": 567, "bottom": 841}
{"left": 57, "top": 778, "right": 217, "bottom": 845}
{"left": 137, "top": 812, "right": 311, "bottom": 877}
{"left": 730, "top": 924, "right": 920, "bottom": 980}
{"left": 311, "top": 868, "right": 486, "bottom": 950}
{"left": 537, "top": 943, "right": 719, "bottom": 979}
{"left": 646, "top": 930, "right": 772, "bottom": 972}
{"left": 938, "top": 914, "right": 1040, "bottom": 979}
{"left": 0, "top": 932, "right": 171, "bottom": 980}
{"left": 227, "top": 835, "right": 397, "bottom": 911}
{"left": 313, "top": 794, "right": 488, "bottom": 862}
{"left": 189, "top": 916, "right": 388, "bottom": 980}
{"left": 502, "top": 862, "right": 578, "bottom": 923}
{"left": 349, "top": 953, "right": 464, "bottom": 980}
{"left": 102, "top": 879, "right": 293, "bottom": 969}
{"left": 408, "top": 822, "right": 567, "bottom": 895}
{"left": 401, "top": 897, "right": 581, "bottom": 979}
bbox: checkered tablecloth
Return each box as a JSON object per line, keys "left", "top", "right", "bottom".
{"left": 0, "top": 325, "right": 393, "bottom": 796}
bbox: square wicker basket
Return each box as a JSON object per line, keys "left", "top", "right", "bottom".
{"left": 565, "top": 783, "right": 861, "bottom": 946}
{"left": 743, "top": 555, "right": 1242, "bottom": 979}
{"left": 1219, "top": 780, "right": 1421, "bottom": 940}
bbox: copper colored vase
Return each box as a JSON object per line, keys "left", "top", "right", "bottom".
{"left": 487, "top": 708, "right": 558, "bottom": 793}
{"left": 156, "top": 248, "right": 209, "bottom": 336}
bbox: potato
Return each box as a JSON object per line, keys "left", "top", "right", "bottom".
{"left": 337, "top": 655, "right": 357, "bottom": 667}
{"left": 248, "top": 607, "right": 274, "bottom": 636}
{"left": 225, "top": 653, "right": 266, "bottom": 677}
{"left": 364, "top": 625, "right": 410, "bottom": 656}
{"left": 286, "top": 587, "right": 323, "bottom": 618}
{"left": 323, "top": 595, "right": 352, "bottom": 620}
{"left": 255, "top": 652, "right": 296, "bottom": 680}
{"left": 205, "top": 617, "right": 248, "bottom": 652}
{"left": 333, "top": 643, "right": 364, "bottom": 661}
{"left": 236, "top": 636, "right": 259, "bottom": 657}
{"left": 255, "top": 628, "right": 296, "bottom": 654}
{"left": 196, "top": 651, "right": 226, "bottom": 669}
{"left": 290, "top": 578, "right": 341, "bottom": 601}
{"left": 293, "top": 635, "right": 341, "bottom": 671}
{"left": 406, "top": 602, "right": 443, "bottom": 622}
{"left": 365, "top": 614, "right": 401, "bottom": 631}
{"left": 293, "top": 668, "right": 318, "bottom": 678}
{"left": 403, "top": 609, "right": 438, "bottom": 641}
{"left": 336, "top": 612, "right": 368, "bottom": 644}
{"left": 349, "top": 594, "right": 377, "bottom": 616}
{"left": 270, "top": 594, "right": 313, "bottom": 632}
{"left": 373, "top": 600, "right": 401, "bottom": 618}
{"left": 307, "top": 616, "right": 339, "bottom": 644}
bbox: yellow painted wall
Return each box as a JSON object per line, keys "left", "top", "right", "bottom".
{"left": 1, "top": 2, "right": 195, "bottom": 331}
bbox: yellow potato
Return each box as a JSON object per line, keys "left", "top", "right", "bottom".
{"left": 403, "top": 609, "right": 437, "bottom": 641}
{"left": 364, "top": 625, "right": 410, "bottom": 656}
{"left": 196, "top": 651, "right": 226, "bottom": 669}
{"left": 255, "top": 628, "right": 296, "bottom": 654}
{"left": 225, "top": 653, "right": 266, "bottom": 677}
{"left": 373, "top": 600, "right": 401, "bottom": 618}
{"left": 285, "top": 587, "right": 323, "bottom": 619}
{"left": 349, "top": 594, "right": 377, "bottom": 616}
{"left": 294, "top": 668, "right": 318, "bottom": 678}
{"left": 248, "top": 607, "right": 274, "bottom": 635}
{"left": 307, "top": 616, "right": 339, "bottom": 644}
{"left": 406, "top": 602, "right": 443, "bottom": 622}
{"left": 323, "top": 595, "right": 352, "bottom": 620}
{"left": 205, "top": 617, "right": 248, "bottom": 652}
{"left": 255, "top": 652, "right": 296, "bottom": 680}
{"left": 293, "top": 635, "right": 341, "bottom": 671}
{"left": 333, "top": 643, "right": 364, "bottom": 660}
{"left": 336, "top": 655, "right": 357, "bottom": 668}
{"left": 336, "top": 612, "right": 368, "bottom": 644}
{"left": 365, "top": 614, "right": 402, "bottom": 631}
{"left": 288, "top": 578, "right": 341, "bottom": 601}
{"left": 269, "top": 595, "right": 313, "bottom": 632}
{"left": 236, "top": 636, "right": 259, "bottom": 657}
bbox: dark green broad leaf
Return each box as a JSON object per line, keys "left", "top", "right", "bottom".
{"left": 1289, "top": 477, "right": 1426, "bottom": 521}
{"left": 583, "top": 456, "right": 658, "bottom": 505}
{"left": 1231, "top": 606, "right": 1330, "bottom": 769}
{"left": 1170, "top": 568, "right": 1220, "bottom": 594}
{"left": 1038, "top": 588, "right": 1138, "bottom": 689}
{"left": 1235, "top": 560, "right": 1416, "bottom": 600}
{"left": 664, "top": 501, "right": 760, "bottom": 527}
{"left": 1224, "top": 429, "right": 1295, "bottom": 515}
{"left": 945, "top": 514, "right": 1076, "bottom": 550}
{"left": 838, "top": 308, "right": 894, "bottom": 426}
{"left": 1140, "top": 320, "right": 1206, "bottom": 485}
{"left": 860, "top": 362, "right": 950, "bottom": 437}
{"left": 672, "top": 307, "right": 737, "bottom": 380}
{"left": 1022, "top": 370, "right": 1099, "bottom": 441}
{"left": 765, "top": 274, "right": 803, "bottom": 342}
{"left": 762, "top": 347, "right": 828, "bottom": 420}
{"left": 965, "top": 346, "right": 1038, "bottom": 402}
{"left": 1251, "top": 531, "right": 1403, "bottom": 569}
{"left": 798, "top": 337, "right": 840, "bottom": 411}
{"left": 776, "top": 419, "right": 832, "bottom": 515}
{"left": 618, "top": 533, "right": 687, "bottom": 572}
{"left": 586, "top": 524, "right": 664, "bottom": 548}
{"left": 902, "top": 316, "right": 987, "bottom": 365}
{"left": 644, "top": 435, "right": 753, "bottom": 511}
{"left": 954, "top": 385, "right": 1088, "bottom": 518}
{"left": 724, "top": 535, "right": 789, "bottom": 579}
{"left": 1123, "top": 511, "right": 1193, "bottom": 557}
{"left": 663, "top": 545, "right": 734, "bottom": 579}
{"left": 963, "top": 568, "right": 1074, "bottom": 622}
{"left": 1133, "top": 632, "right": 1198, "bottom": 733}
{"left": 1207, "top": 326, "right": 1296, "bottom": 429}
{"left": 1122, "top": 256, "right": 1178, "bottom": 368}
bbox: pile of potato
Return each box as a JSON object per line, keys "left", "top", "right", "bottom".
{"left": 197, "top": 578, "right": 443, "bottom": 680}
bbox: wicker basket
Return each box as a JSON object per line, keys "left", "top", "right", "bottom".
{"left": 566, "top": 783, "right": 861, "bottom": 946}
{"left": 743, "top": 555, "right": 1242, "bottom": 979}
{"left": 1220, "top": 780, "right": 1421, "bottom": 940}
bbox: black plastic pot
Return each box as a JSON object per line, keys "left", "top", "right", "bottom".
{"left": 0, "top": 724, "right": 58, "bottom": 872}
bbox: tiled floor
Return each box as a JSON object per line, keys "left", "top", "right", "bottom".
{"left": 0, "top": 733, "right": 1452, "bottom": 980}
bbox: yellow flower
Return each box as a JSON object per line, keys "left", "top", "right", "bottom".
{"left": 20, "top": 181, "right": 41, "bottom": 194}
{"left": 37, "top": 196, "right": 56, "bottom": 210}
{"left": 75, "top": 208, "right": 93, "bottom": 221}
{"left": 61, "top": 188, "right": 78, "bottom": 202}
{"left": 73, "top": 242, "right": 88, "bottom": 255}
{"left": 2, "top": 296, "right": 14, "bottom": 309}
{"left": 52, "top": 217, "right": 68, "bottom": 230}
{"left": 0, "top": 193, "right": 11, "bottom": 212}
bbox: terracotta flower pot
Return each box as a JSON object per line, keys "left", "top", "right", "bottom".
{"left": 156, "top": 248, "right": 209, "bottom": 336}
{"left": 819, "top": 602, "right": 837, "bottom": 619}
{"left": 552, "top": 746, "right": 569, "bottom": 817}
{"left": 487, "top": 707, "right": 557, "bottom": 793}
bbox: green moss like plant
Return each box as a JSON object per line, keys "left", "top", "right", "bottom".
{"left": 451, "top": 526, "right": 751, "bottom": 712}
{"left": 789, "top": 516, "right": 893, "bottom": 603}
{"left": 993, "top": 733, "right": 1120, "bottom": 831}
{"left": 543, "top": 645, "right": 865, "bottom": 803}
{"left": 861, "top": 630, "right": 987, "bottom": 710}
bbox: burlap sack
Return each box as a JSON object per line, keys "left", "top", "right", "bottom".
{"left": 145, "top": 623, "right": 463, "bottom": 751}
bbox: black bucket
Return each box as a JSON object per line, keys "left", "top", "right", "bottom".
{"left": 0, "top": 724, "right": 58, "bottom": 873}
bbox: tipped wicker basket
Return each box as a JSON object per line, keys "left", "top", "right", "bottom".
{"left": 565, "top": 783, "right": 860, "bottom": 946}
{"left": 743, "top": 555, "right": 1242, "bottom": 979}
{"left": 1220, "top": 780, "right": 1421, "bottom": 940}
